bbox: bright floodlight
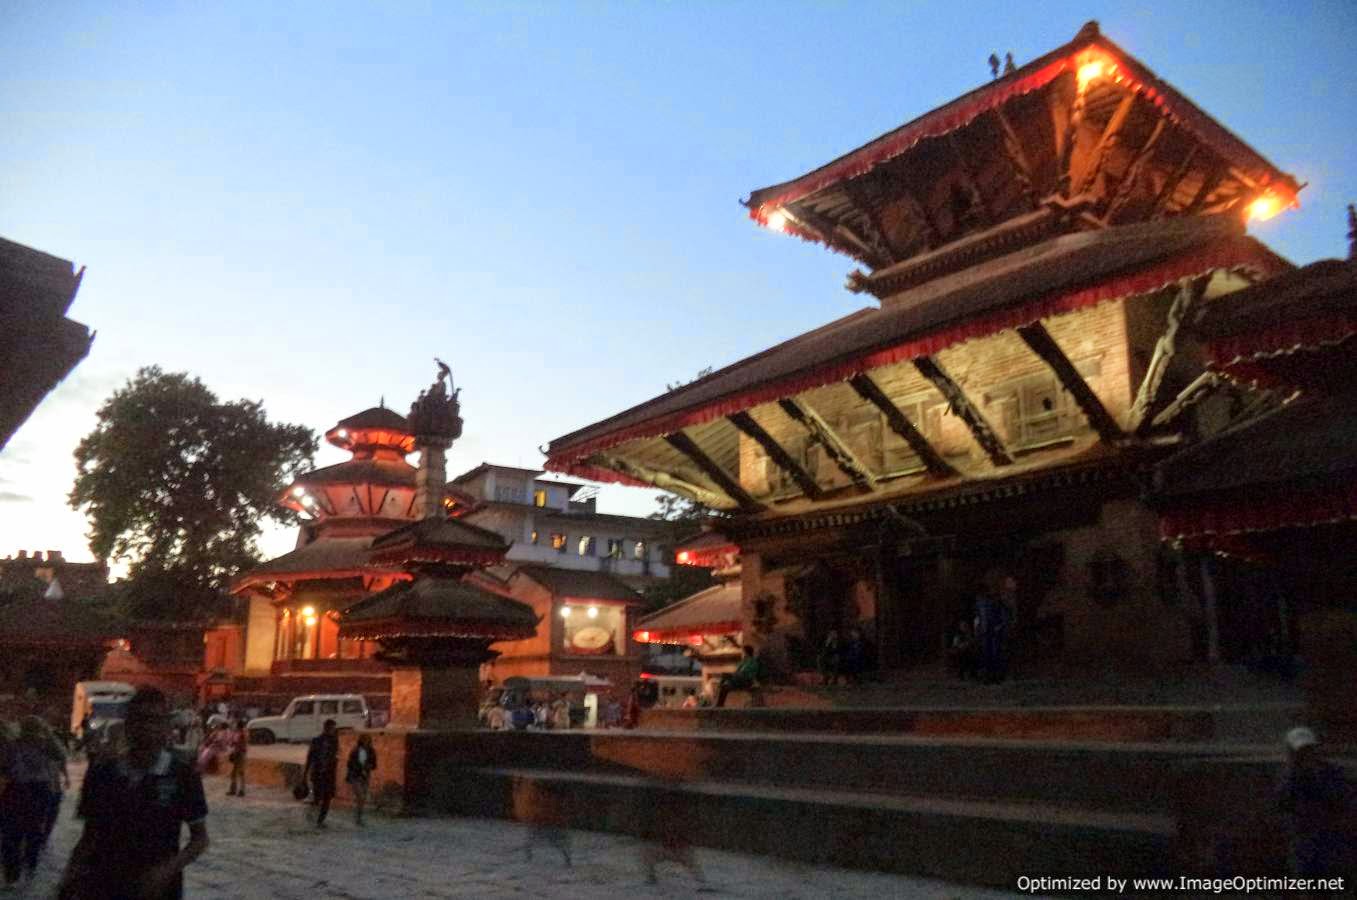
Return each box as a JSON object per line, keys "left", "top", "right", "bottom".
{"left": 766, "top": 209, "right": 788, "bottom": 232}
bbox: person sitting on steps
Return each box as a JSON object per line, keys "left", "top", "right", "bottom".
{"left": 715, "top": 646, "right": 763, "bottom": 707}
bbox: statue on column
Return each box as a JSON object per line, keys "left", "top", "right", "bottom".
{"left": 408, "top": 358, "right": 463, "bottom": 445}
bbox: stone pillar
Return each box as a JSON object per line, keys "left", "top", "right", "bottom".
{"left": 389, "top": 665, "right": 483, "bottom": 730}
{"left": 413, "top": 439, "right": 450, "bottom": 521}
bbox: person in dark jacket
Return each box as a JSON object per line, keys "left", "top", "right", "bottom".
{"left": 716, "top": 646, "right": 762, "bottom": 707}
{"left": 345, "top": 733, "right": 378, "bottom": 826}
{"left": 1277, "top": 727, "right": 1353, "bottom": 877}
{"left": 302, "top": 720, "right": 340, "bottom": 828}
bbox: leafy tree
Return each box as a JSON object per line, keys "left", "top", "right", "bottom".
{"left": 69, "top": 367, "right": 316, "bottom": 612}
{"left": 0, "top": 566, "right": 45, "bottom": 609}
{"left": 641, "top": 492, "right": 724, "bottom": 612}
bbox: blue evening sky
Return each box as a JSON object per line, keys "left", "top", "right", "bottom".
{"left": 2, "top": 1, "right": 1355, "bottom": 566}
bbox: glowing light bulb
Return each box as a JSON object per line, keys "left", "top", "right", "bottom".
{"left": 765, "top": 209, "right": 787, "bottom": 232}
{"left": 336, "top": 428, "right": 349, "bottom": 438}
{"left": 1076, "top": 60, "right": 1105, "bottom": 91}
{"left": 301, "top": 606, "right": 316, "bottom": 618}
{"left": 291, "top": 486, "right": 305, "bottom": 497}
{"left": 560, "top": 606, "right": 573, "bottom": 618}
{"left": 1248, "top": 194, "right": 1283, "bottom": 222}
{"left": 587, "top": 606, "right": 599, "bottom": 619}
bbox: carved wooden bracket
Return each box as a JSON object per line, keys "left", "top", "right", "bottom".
{"left": 912, "top": 357, "right": 1013, "bottom": 466}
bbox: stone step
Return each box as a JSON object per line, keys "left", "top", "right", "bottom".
{"left": 433, "top": 766, "right": 1175, "bottom": 887}
{"left": 640, "top": 703, "right": 1303, "bottom": 743}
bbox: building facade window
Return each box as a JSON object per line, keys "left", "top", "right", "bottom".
{"left": 530, "top": 530, "right": 539, "bottom": 545}
{"left": 551, "top": 533, "right": 568, "bottom": 553}
{"left": 606, "top": 538, "right": 624, "bottom": 558}
{"left": 633, "top": 541, "right": 646, "bottom": 560}
{"left": 533, "top": 489, "right": 547, "bottom": 507}
{"left": 578, "top": 536, "right": 596, "bottom": 557}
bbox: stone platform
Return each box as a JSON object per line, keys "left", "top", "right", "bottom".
{"left": 235, "top": 699, "right": 1335, "bottom": 887}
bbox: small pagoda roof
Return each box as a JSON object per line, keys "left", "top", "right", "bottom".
{"left": 744, "top": 21, "right": 1300, "bottom": 269}
{"left": 338, "top": 575, "right": 537, "bottom": 641}
{"left": 0, "top": 594, "right": 120, "bottom": 647}
{"left": 1197, "top": 258, "right": 1357, "bottom": 391}
{"left": 325, "top": 406, "right": 415, "bottom": 454}
{"left": 509, "top": 565, "right": 644, "bottom": 605}
{"left": 1156, "top": 393, "right": 1357, "bottom": 501}
{"left": 232, "top": 536, "right": 399, "bottom": 592}
{"left": 366, "top": 516, "right": 509, "bottom": 568}
{"left": 634, "top": 581, "right": 742, "bottom": 644}
{"left": 1197, "top": 259, "right": 1357, "bottom": 340}
{"left": 1156, "top": 392, "right": 1357, "bottom": 548}
{"left": 674, "top": 530, "right": 739, "bottom": 567}
{"left": 547, "top": 217, "right": 1283, "bottom": 468}
{"left": 290, "top": 458, "right": 419, "bottom": 491}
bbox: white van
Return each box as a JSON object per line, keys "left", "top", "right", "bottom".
{"left": 246, "top": 694, "right": 370, "bottom": 744}
{"left": 71, "top": 681, "right": 135, "bottom": 739}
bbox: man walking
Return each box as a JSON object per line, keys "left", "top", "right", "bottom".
{"left": 302, "top": 719, "right": 340, "bottom": 829}
{"left": 60, "top": 687, "right": 210, "bottom": 900}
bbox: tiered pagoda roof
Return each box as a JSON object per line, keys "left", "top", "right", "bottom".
{"left": 744, "top": 21, "right": 1299, "bottom": 284}
{"left": 544, "top": 23, "right": 1299, "bottom": 532}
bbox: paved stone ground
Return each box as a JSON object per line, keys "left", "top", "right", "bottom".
{"left": 20, "top": 764, "right": 1026, "bottom": 899}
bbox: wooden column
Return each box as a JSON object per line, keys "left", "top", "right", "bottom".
{"left": 1016, "top": 322, "right": 1124, "bottom": 444}
{"left": 912, "top": 357, "right": 1013, "bottom": 466}
{"left": 727, "top": 411, "right": 824, "bottom": 500}
{"left": 875, "top": 522, "right": 902, "bottom": 671}
{"left": 1198, "top": 555, "right": 1221, "bottom": 664}
{"left": 848, "top": 374, "right": 955, "bottom": 477}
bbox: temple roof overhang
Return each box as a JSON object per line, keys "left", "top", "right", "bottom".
{"left": 545, "top": 217, "right": 1285, "bottom": 518}
{"left": 325, "top": 406, "right": 415, "bottom": 455}
{"left": 337, "top": 575, "right": 538, "bottom": 642}
{"left": 508, "top": 565, "right": 645, "bottom": 606}
{"left": 634, "top": 581, "right": 742, "bottom": 645}
{"left": 0, "top": 237, "right": 94, "bottom": 451}
{"left": 1155, "top": 392, "right": 1357, "bottom": 557}
{"left": 743, "top": 21, "right": 1301, "bottom": 274}
{"left": 365, "top": 515, "right": 509, "bottom": 569}
{"left": 1197, "top": 258, "right": 1357, "bottom": 392}
{"left": 231, "top": 536, "right": 406, "bottom": 593}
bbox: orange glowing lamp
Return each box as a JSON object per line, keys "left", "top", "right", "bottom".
{"left": 765, "top": 209, "right": 788, "bottom": 233}
{"left": 635, "top": 630, "right": 650, "bottom": 643}
{"left": 1248, "top": 194, "right": 1284, "bottom": 222}
{"left": 676, "top": 551, "right": 692, "bottom": 565}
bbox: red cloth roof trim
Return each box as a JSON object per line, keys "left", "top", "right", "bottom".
{"left": 634, "top": 621, "right": 743, "bottom": 644}
{"left": 1207, "top": 314, "right": 1357, "bottom": 369}
{"left": 1160, "top": 479, "right": 1357, "bottom": 543}
{"left": 547, "top": 239, "right": 1281, "bottom": 470}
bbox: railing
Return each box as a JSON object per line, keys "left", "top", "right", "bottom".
{"left": 270, "top": 658, "right": 388, "bottom": 675}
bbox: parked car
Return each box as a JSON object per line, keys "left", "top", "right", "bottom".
{"left": 246, "top": 694, "right": 369, "bottom": 744}
{"left": 70, "top": 681, "right": 135, "bottom": 742}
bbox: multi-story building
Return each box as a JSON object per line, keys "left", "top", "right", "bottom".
{"left": 452, "top": 463, "right": 679, "bottom": 687}
{"left": 452, "top": 463, "right": 674, "bottom": 588}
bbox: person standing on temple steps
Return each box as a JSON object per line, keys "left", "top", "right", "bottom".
{"left": 302, "top": 719, "right": 340, "bottom": 829}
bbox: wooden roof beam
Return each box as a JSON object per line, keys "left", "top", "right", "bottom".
{"left": 587, "top": 452, "right": 733, "bottom": 510}
{"left": 1016, "top": 322, "right": 1124, "bottom": 444}
{"left": 991, "top": 108, "right": 1038, "bottom": 208}
{"left": 1149, "top": 371, "right": 1221, "bottom": 431}
{"left": 1075, "top": 91, "right": 1136, "bottom": 199}
{"left": 784, "top": 206, "right": 891, "bottom": 269}
{"left": 1150, "top": 145, "right": 1198, "bottom": 215}
{"left": 776, "top": 397, "right": 878, "bottom": 491}
{"left": 1129, "top": 276, "right": 1211, "bottom": 434}
{"left": 848, "top": 374, "right": 956, "bottom": 478}
{"left": 1101, "top": 118, "right": 1166, "bottom": 224}
{"left": 947, "top": 133, "right": 993, "bottom": 226}
{"left": 727, "top": 411, "right": 825, "bottom": 500}
{"left": 912, "top": 357, "right": 1013, "bottom": 466}
{"left": 1183, "top": 164, "right": 1227, "bottom": 216}
{"left": 663, "top": 430, "right": 765, "bottom": 513}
